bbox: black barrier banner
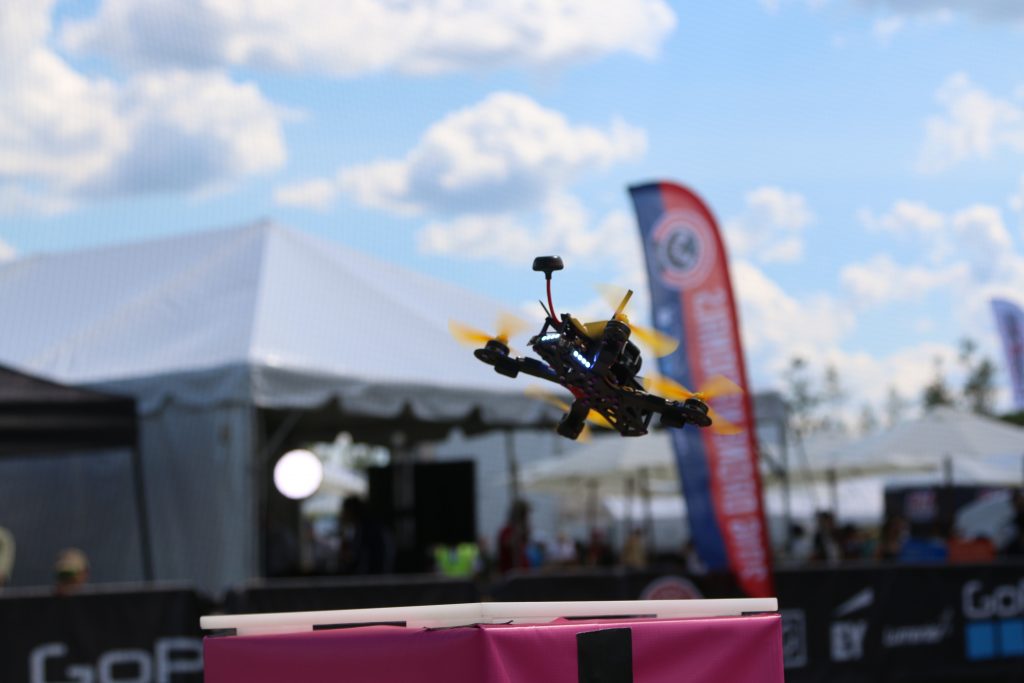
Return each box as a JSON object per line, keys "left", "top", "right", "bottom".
{"left": 0, "top": 587, "right": 206, "bottom": 683}
{"left": 777, "top": 564, "right": 1024, "bottom": 683}
{"left": 226, "top": 576, "right": 480, "bottom": 614}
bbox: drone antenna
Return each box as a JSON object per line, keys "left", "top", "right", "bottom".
{"left": 538, "top": 299, "right": 553, "bottom": 319}
{"left": 532, "top": 256, "right": 564, "bottom": 325}
{"left": 546, "top": 278, "right": 559, "bottom": 324}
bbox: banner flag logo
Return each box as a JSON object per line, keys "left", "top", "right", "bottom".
{"left": 991, "top": 298, "right": 1024, "bottom": 411}
{"left": 629, "top": 181, "right": 773, "bottom": 597}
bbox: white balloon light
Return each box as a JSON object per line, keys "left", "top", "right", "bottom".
{"left": 273, "top": 449, "right": 324, "bottom": 500}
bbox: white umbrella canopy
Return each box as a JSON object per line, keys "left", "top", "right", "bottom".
{"left": 823, "top": 407, "right": 1024, "bottom": 484}
{"left": 518, "top": 431, "right": 677, "bottom": 496}
{"left": 518, "top": 428, "right": 940, "bottom": 499}
{"left": 767, "top": 431, "right": 939, "bottom": 486}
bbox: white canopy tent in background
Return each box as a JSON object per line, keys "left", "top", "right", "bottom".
{"left": 818, "top": 406, "right": 1024, "bottom": 482}
{"left": 0, "top": 222, "right": 558, "bottom": 593}
{"left": 520, "top": 409, "right": 1024, "bottom": 552}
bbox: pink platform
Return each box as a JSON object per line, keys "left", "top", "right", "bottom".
{"left": 204, "top": 614, "right": 783, "bottom": 683}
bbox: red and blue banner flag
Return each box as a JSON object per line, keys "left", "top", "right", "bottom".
{"left": 629, "top": 181, "right": 773, "bottom": 597}
{"left": 991, "top": 298, "right": 1024, "bottom": 411}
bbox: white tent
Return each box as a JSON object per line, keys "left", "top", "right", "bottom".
{"left": 519, "top": 399, "right": 788, "bottom": 498}
{"left": 0, "top": 222, "right": 556, "bottom": 593}
{"left": 823, "top": 406, "right": 1024, "bottom": 478}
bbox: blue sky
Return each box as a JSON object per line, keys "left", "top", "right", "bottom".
{"left": 2, "top": 0, "right": 1023, "bottom": 420}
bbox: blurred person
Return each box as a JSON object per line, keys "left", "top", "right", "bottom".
{"left": 898, "top": 521, "right": 949, "bottom": 563}
{"left": 584, "top": 528, "right": 615, "bottom": 567}
{"left": 54, "top": 548, "right": 89, "bottom": 596}
{"left": 876, "top": 515, "right": 909, "bottom": 561}
{"left": 1003, "top": 490, "right": 1024, "bottom": 556}
{"left": 497, "top": 500, "right": 531, "bottom": 573}
{"left": 548, "top": 532, "right": 579, "bottom": 566}
{"left": 621, "top": 528, "right": 647, "bottom": 570}
{"left": 838, "top": 523, "right": 867, "bottom": 560}
{"left": 338, "top": 496, "right": 393, "bottom": 574}
{"left": 433, "top": 542, "right": 480, "bottom": 578}
{"left": 0, "top": 526, "right": 13, "bottom": 587}
{"left": 787, "top": 523, "right": 813, "bottom": 563}
{"left": 948, "top": 533, "right": 996, "bottom": 563}
{"left": 683, "top": 540, "right": 707, "bottom": 575}
{"left": 811, "top": 510, "right": 841, "bottom": 564}
{"left": 526, "top": 540, "right": 546, "bottom": 568}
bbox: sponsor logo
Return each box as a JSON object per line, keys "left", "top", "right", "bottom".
{"left": 29, "top": 638, "right": 202, "bottom": 683}
{"left": 649, "top": 210, "right": 714, "bottom": 289}
{"left": 963, "top": 579, "right": 1024, "bottom": 620}
{"left": 903, "top": 489, "right": 937, "bottom": 522}
{"left": 639, "top": 576, "right": 703, "bottom": 601}
{"left": 830, "top": 587, "right": 873, "bottom": 662}
{"left": 834, "top": 587, "right": 874, "bottom": 618}
{"left": 780, "top": 609, "right": 808, "bottom": 669}
{"left": 882, "top": 609, "right": 953, "bottom": 648}
{"left": 962, "top": 580, "right": 1024, "bottom": 661}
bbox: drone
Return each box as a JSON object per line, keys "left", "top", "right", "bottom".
{"left": 451, "top": 256, "right": 740, "bottom": 440}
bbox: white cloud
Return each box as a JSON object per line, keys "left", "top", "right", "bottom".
{"left": 918, "top": 73, "right": 1024, "bottom": 173}
{"left": 273, "top": 179, "right": 338, "bottom": 211}
{"left": 854, "top": 198, "right": 1016, "bottom": 293}
{"left": 863, "top": 1, "right": 1024, "bottom": 23}
{"left": 722, "top": 256, "right": 974, "bottom": 418}
{"left": 0, "top": 184, "right": 75, "bottom": 216}
{"left": 0, "top": 0, "right": 287, "bottom": 212}
{"left": 0, "top": 237, "right": 16, "bottom": 262}
{"left": 858, "top": 199, "right": 953, "bottom": 263}
{"left": 758, "top": 0, "right": 829, "bottom": 13}
{"left": 731, "top": 260, "right": 854, "bottom": 361}
{"left": 872, "top": 16, "right": 906, "bottom": 43}
{"left": 950, "top": 203, "right": 1014, "bottom": 280}
{"left": 61, "top": 0, "right": 676, "bottom": 76}
{"left": 418, "top": 194, "right": 640, "bottom": 266}
{"left": 840, "top": 254, "right": 968, "bottom": 305}
{"left": 858, "top": 200, "right": 945, "bottom": 236}
{"left": 822, "top": 343, "right": 960, "bottom": 412}
{"left": 1010, "top": 175, "right": 1024, "bottom": 217}
{"left": 724, "top": 186, "right": 814, "bottom": 264}
{"left": 336, "top": 92, "right": 646, "bottom": 215}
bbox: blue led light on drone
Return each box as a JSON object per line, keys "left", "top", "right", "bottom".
{"left": 540, "top": 333, "right": 560, "bottom": 342}
{"left": 571, "top": 348, "right": 592, "bottom": 368}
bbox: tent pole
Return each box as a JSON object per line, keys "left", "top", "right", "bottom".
{"left": 780, "top": 425, "right": 793, "bottom": 555}
{"left": 130, "top": 441, "right": 154, "bottom": 581}
{"left": 256, "top": 409, "right": 304, "bottom": 577}
{"left": 827, "top": 468, "right": 838, "bottom": 519}
{"left": 504, "top": 430, "right": 520, "bottom": 504}
{"left": 623, "top": 475, "right": 635, "bottom": 550}
{"left": 641, "top": 468, "right": 654, "bottom": 558}
{"left": 586, "top": 479, "right": 598, "bottom": 537}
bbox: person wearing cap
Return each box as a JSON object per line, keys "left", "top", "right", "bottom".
{"left": 54, "top": 548, "right": 89, "bottom": 596}
{"left": 0, "top": 526, "right": 14, "bottom": 587}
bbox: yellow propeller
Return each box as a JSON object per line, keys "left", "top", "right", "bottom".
{"left": 449, "top": 311, "right": 529, "bottom": 349}
{"left": 524, "top": 386, "right": 615, "bottom": 441}
{"left": 642, "top": 374, "right": 744, "bottom": 435}
{"left": 595, "top": 284, "right": 679, "bottom": 358}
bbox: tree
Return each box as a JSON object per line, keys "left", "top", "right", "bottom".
{"left": 885, "top": 386, "right": 909, "bottom": 427}
{"left": 858, "top": 403, "right": 879, "bottom": 435}
{"left": 781, "top": 356, "right": 849, "bottom": 435}
{"left": 918, "top": 338, "right": 998, "bottom": 414}
{"left": 782, "top": 356, "right": 819, "bottom": 437}
{"left": 958, "top": 338, "right": 997, "bottom": 415}
{"left": 820, "top": 364, "right": 848, "bottom": 434}
{"left": 921, "top": 356, "right": 955, "bottom": 409}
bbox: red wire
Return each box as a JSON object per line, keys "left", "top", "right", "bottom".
{"left": 547, "top": 278, "right": 560, "bottom": 325}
